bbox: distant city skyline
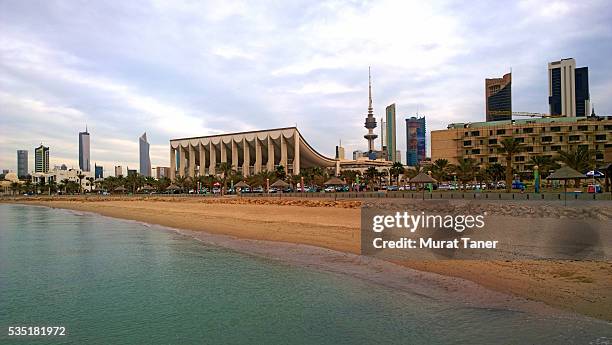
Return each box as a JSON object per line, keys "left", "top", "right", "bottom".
{"left": 1, "top": 1, "right": 612, "bottom": 173}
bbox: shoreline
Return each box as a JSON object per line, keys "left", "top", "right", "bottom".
{"left": 3, "top": 197, "right": 612, "bottom": 322}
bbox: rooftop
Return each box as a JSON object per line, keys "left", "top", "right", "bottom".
{"left": 446, "top": 116, "right": 611, "bottom": 130}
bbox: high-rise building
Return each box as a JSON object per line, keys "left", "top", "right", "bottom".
{"left": 380, "top": 118, "right": 386, "bottom": 151}
{"left": 17, "top": 150, "right": 28, "bottom": 178}
{"left": 485, "top": 73, "right": 512, "bottom": 121}
{"left": 114, "top": 166, "right": 123, "bottom": 177}
{"left": 406, "top": 117, "right": 426, "bottom": 166}
{"left": 139, "top": 132, "right": 151, "bottom": 177}
{"left": 575, "top": 67, "right": 590, "bottom": 117}
{"left": 79, "top": 127, "right": 90, "bottom": 172}
{"left": 335, "top": 142, "right": 345, "bottom": 160}
{"left": 431, "top": 117, "right": 610, "bottom": 173}
{"left": 155, "top": 167, "right": 171, "bottom": 179}
{"left": 352, "top": 150, "right": 364, "bottom": 160}
{"left": 548, "top": 58, "right": 590, "bottom": 117}
{"left": 385, "top": 104, "right": 397, "bottom": 162}
{"left": 94, "top": 164, "right": 104, "bottom": 179}
{"left": 35, "top": 144, "right": 49, "bottom": 173}
{"left": 363, "top": 67, "right": 378, "bottom": 153}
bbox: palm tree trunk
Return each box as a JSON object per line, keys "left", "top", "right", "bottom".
{"left": 505, "top": 156, "right": 512, "bottom": 192}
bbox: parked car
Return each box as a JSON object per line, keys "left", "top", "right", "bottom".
{"left": 512, "top": 181, "right": 525, "bottom": 190}
{"left": 386, "top": 185, "right": 399, "bottom": 191}
{"left": 438, "top": 183, "right": 451, "bottom": 191}
{"left": 252, "top": 186, "right": 264, "bottom": 193}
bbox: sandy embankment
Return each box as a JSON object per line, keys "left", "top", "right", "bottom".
{"left": 5, "top": 196, "right": 612, "bottom": 321}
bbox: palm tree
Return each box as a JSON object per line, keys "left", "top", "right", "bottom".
{"left": 275, "top": 165, "right": 287, "bottom": 181}
{"left": 556, "top": 146, "right": 599, "bottom": 187}
{"left": 485, "top": 163, "right": 505, "bottom": 186}
{"left": 37, "top": 177, "right": 46, "bottom": 195}
{"left": 498, "top": 138, "right": 524, "bottom": 192}
{"left": 66, "top": 181, "right": 80, "bottom": 194}
{"left": 474, "top": 166, "right": 490, "bottom": 187}
{"left": 217, "top": 162, "right": 234, "bottom": 195}
{"left": 157, "top": 177, "right": 171, "bottom": 193}
{"left": 23, "top": 179, "right": 32, "bottom": 195}
{"left": 431, "top": 159, "right": 450, "bottom": 182}
{"left": 61, "top": 178, "right": 70, "bottom": 194}
{"left": 173, "top": 175, "right": 191, "bottom": 193}
{"left": 363, "top": 167, "right": 378, "bottom": 191}
{"left": 10, "top": 182, "right": 21, "bottom": 195}
{"left": 340, "top": 169, "right": 360, "bottom": 189}
{"left": 195, "top": 175, "right": 208, "bottom": 194}
{"left": 86, "top": 177, "right": 95, "bottom": 193}
{"left": 47, "top": 179, "right": 57, "bottom": 195}
{"left": 389, "top": 162, "right": 405, "bottom": 186}
{"left": 77, "top": 173, "right": 85, "bottom": 194}
{"left": 528, "top": 155, "right": 559, "bottom": 180}
{"left": 453, "top": 158, "right": 477, "bottom": 190}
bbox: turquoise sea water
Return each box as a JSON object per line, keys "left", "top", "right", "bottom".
{"left": 0, "top": 204, "right": 610, "bottom": 345}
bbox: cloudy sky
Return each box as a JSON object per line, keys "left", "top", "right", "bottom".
{"left": 1, "top": 0, "right": 611, "bottom": 174}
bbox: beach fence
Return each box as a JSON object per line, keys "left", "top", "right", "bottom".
{"left": 4, "top": 191, "right": 611, "bottom": 202}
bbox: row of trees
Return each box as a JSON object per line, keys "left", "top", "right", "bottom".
{"left": 5, "top": 138, "right": 601, "bottom": 195}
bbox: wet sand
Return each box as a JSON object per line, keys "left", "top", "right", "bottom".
{"left": 4, "top": 196, "right": 612, "bottom": 321}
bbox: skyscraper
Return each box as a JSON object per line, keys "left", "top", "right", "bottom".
{"left": 406, "top": 117, "right": 426, "bottom": 166}
{"left": 485, "top": 73, "right": 512, "bottom": 121}
{"left": 380, "top": 118, "right": 386, "bottom": 152}
{"left": 385, "top": 104, "right": 397, "bottom": 162}
{"left": 548, "top": 58, "right": 590, "bottom": 117}
{"left": 139, "top": 132, "right": 151, "bottom": 177}
{"left": 363, "top": 67, "right": 378, "bottom": 153}
{"left": 79, "top": 127, "right": 90, "bottom": 172}
{"left": 95, "top": 164, "right": 104, "bottom": 179}
{"left": 114, "top": 166, "right": 123, "bottom": 177}
{"left": 574, "top": 67, "right": 590, "bottom": 117}
{"left": 35, "top": 144, "right": 49, "bottom": 173}
{"left": 17, "top": 150, "right": 28, "bottom": 178}
{"left": 335, "top": 141, "right": 345, "bottom": 160}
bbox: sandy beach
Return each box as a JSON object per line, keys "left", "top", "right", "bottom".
{"left": 4, "top": 196, "right": 612, "bottom": 321}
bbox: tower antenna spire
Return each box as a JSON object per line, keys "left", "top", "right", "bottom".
{"left": 368, "top": 66, "right": 372, "bottom": 109}
{"left": 363, "top": 66, "right": 378, "bottom": 153}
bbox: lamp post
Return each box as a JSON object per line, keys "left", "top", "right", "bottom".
{"left": 534, "top": 165, "right": 540, "bottom": 193}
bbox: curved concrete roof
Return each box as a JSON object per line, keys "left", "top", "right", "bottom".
{"left": 170, "top": 127, "right": 336, "bottom": 168}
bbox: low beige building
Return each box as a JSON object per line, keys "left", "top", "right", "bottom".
{"left": 431, "top": 116, "right": 612, "bottom": 173}
{"left": 169, "top": 127, "right": 338, "bottom": 179}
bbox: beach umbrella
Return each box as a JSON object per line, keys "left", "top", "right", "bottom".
{"left": 141, "top": 185, "right": 155, "bottom": 192}
{"left": 113, "top": 186, "right": 127, "bottom": 193}
{"left": 270, "top": 180, "right": 289, "bottom": 188}
{"left": 234, "top": 181, "right": 250, "bottom": 196}
{"left": 234, "top": 181, "right": 250, "bottom": 188}
{"left": 410, "top": 172, "right": 437, "bottom": 200}
{"left": 166, "top": 184, "right": 180, "bottom": 193}
{"left": 546, "top": 166, "right": 587, "bottom": 205}
{"left": 586, "top": 170, "right": 604, "bottom": 177}
{"left": 323, "top": 177, "right": 346, "bottom": 185}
